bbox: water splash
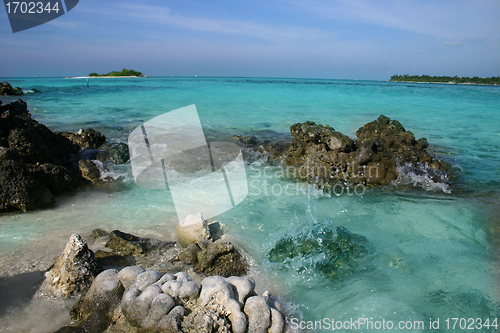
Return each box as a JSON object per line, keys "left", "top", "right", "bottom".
{"left": 93, "top": 160, "right": 130, "bottom": 181}
{"left": 394, "top": 162, "right": 452, "bottom": 194}
{"left": 266, "top": 219, "right": 373, "bottom": 282}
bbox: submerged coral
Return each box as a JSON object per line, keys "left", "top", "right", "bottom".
{"left": 267, "top": 221, "right": 373, "bottom": 280}
{"left": 59, "top": 267, "right": 285, "bottom": 333}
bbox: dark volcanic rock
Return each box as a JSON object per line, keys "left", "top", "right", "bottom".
{"left": 78, "top": 159, "right": 101, "bottom": 183}
{"left": 0, "top": 82, "right": 23, "bottom": 96}
{"left": 0, "top": 100, "right": 83, "bottom": 211}
{"left": 105, "top": 230, "right": 148, "bottom": 256}
{"left": 96, "top": 142, "right": 130, "bottom": 164}
{"left": 86, "top": 229, "right": 179, "bottom": 273}
{"left": 29, "top": 163, "right": 80, "bottom": 195}
{"left": 290, "top": 121, "right": 355, "bottom": 153}
{"left": 356, "top": 115, "right": 412, "bottom": 144}
{"left": 233, "top": 135, "right": 258, "bottom": 146}
{"left": 0, "top": 99, "right": 115, "bottom": 212}
{"left": 285, "top": 115, "right": 450, "bottom": 187}
{"left": 177, "top": 242, "right": 200, "bottom": 265}
{"left": 105, "top": 230, "right": 169, "bottom": 257}
{"left": 178, "top": 239, "right": 248, "bottom": 277}
{"left": 0, "top": 147, "right": 54, "bottom": 211}
{"left": 86, "top": 228, "right": 110, "bottom": 244}
{"left": 94, "top": 250, "right": 134, "bottom": 267}
{"left": 195, "top": 240, "right": 248, "bottom": 277}
{"left": 1, "top": 100, "right": 80, "bottom": 165}
{"left": 61, "top": 128, "right": 106, "bottom": 149}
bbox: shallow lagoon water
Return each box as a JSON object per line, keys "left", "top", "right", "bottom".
{"left": 0, "top": 77, "right": 499, "bottom": 332}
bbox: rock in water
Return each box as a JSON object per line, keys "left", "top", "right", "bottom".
{"left": 0, "top": 82, "right": 23, "bottom": 96}
{"left": 0, "top": 147, "right": 54, "bottom": 211}
{"left": 78, "top": 159, "right": 101, "bottom": 183}
{"left": 61, "top": 128, "right": 106, "bottom": 149}
{"left": 0, "top": 99, "right": 111, "bottom": 212}
{"left": 285, "top": 115, "right": 450, "bottom": 188}
{"left": 37, "top": 234, "right": 103, "bottom": 298}
{"left": 195, "top": 240, "right": 248, "bottom": 277}
{"left": 105, "top": 230, "right": 148, "bottom": 256}
{"left": 86, "top": 228, "right": 110, "bottom": 244}
{"left": 177, "top": 242, "right": 201, "bottom": 265}
{"left": 96, "top": 142, "right": 130, "bottom": 164}
{"left": 86, "top": 229, "right": 177, "bottom": 271}
{"left": 177, "top": 239, "right": 249, "bottom": 277}
{"left": 1, "top": 100, "right": 80, "bottom": 164}
{"left": 267, "top": 222, "right": 372, "bottom": 280}
{"left": 28, "top": 163, "right": 80, "bottom": 194}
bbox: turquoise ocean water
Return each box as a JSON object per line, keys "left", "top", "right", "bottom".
{"left": 1, "top": 77, "right": 499, "bottom": 332}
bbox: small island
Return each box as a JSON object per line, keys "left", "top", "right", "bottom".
{"left": 390, "top": 74, "right": 499, "bottom": 85}
{"left": 88, "top": 68, "right": 145, "bottom": 78}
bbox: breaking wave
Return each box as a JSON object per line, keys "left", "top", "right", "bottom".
{"left": 394, "top": 162, "right": 452, "bottom": 194}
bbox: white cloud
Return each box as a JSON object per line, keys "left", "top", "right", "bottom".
{"left": 80, "top": 3, "right": 330, "bottom": 42}
{"left": 46, "top": 19, "right": 79, "bottom": 29}
{"left": 439, "top": 41, "right": 461, "bottom": 46}
{"left": 283, "top": 0, "right": 499, "bottom": 42}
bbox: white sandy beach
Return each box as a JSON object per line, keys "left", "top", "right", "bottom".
{"left": 66, "top": 76, "right": 145, "bottom": 79}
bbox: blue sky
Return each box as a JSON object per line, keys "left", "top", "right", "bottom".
{"left": 1, "top": 0, "right": 499, "bottom": 79}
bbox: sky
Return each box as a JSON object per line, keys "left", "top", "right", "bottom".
{"left": 1, "top": 0, "right": 499, "bottom": 80}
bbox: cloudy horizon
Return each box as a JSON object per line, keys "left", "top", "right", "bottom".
{"left": 1, "top": 0, "right": 499, "bottom": 79}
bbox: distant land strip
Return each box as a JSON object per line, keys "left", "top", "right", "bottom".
{"left": 88, "top": 68, "right": 145, "bottom": 78}
{"left": 390, "top": 75, "right": 499, "bottom": 85}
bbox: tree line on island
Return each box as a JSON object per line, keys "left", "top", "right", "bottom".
{"left": 89, "top": 68, "right": 145, "bottom": 77}
{"left": 390, "top": 74, "right": 499, "bottom": 85}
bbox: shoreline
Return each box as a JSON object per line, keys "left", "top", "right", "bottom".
{"left": 1, "top": 80, "right": 498, "bottom": 332}
{"left": 66, "top": 76, "right": 146, "bottom": 79}
{"left": 390, "top": 80, "right": 499, "bottom": 86}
